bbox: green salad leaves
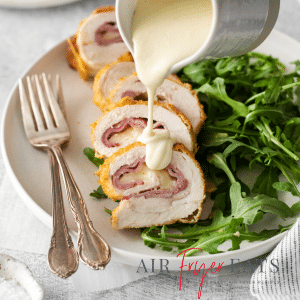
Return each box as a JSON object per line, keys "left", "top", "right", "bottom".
{"left": 142, "top": 53, "right": 300, "bottom": 255}
{"left": 83, "top": 147, "right": 107, "bottom": 199}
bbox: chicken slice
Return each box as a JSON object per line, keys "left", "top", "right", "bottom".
{"left": 66, "top": 6, "right": 128, "bottom": 80}
{"left": 91, "top": 98, "right": 196, "bottom": 159}
{"left": 97, "top": 143, "right": 206, "bottom": 229}
{"left": 101, "top": 73, "right": 206, "bottom": 134}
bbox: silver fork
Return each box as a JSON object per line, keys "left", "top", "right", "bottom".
{"left": 19, "top": 74, "right": 111, "bottom": 277}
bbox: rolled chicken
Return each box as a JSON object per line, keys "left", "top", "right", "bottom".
{"left": 66, "top": 6, "right": 128, "bottom": 80}
{"left": 94, "top": 72, "right": 206, "bottom": 133}
{"left": 93, "top": 52, "right": 135, "bottom": 108}
{"left": 98, "top": 142, "right": 206, "bottom": 229}
{"left": 93, "top": 56, "right": 181, "bottom": 111}
{"left": 91, "top": 98, "right": 196, "bottom": 158}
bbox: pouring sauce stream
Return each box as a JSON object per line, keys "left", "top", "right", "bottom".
{"left": 132, "top": 0, "right": 213, "bottom": 170}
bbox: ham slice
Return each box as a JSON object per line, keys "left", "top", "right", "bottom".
{"left": 91, "top": 98, "right": 196, "bottom": 158}
{"left": 94, "top": 71, "right": 206, "bottom": 134}
{"left": 97, "top": 143, "right": 206, "bottom": 229}
{"left": 66, "top": 6, "right": 128, "bottom": 80}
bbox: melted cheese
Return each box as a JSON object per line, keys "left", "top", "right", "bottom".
{"left": 109, "top": 127, "right": 143, "bottom": 145}
{"left": 119, "top": 163, "right": 176, "bottom": 190}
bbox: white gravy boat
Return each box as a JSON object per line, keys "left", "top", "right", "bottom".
{"left": 116, "top": 0, "right": 280, "bottom": 74}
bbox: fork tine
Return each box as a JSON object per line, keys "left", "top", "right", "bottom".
{"left": 26, "top": 76, "right": 45, "bottom": 131}
{"left": 19, "top": 79, "right": 36, "bottom": 134}
{"left": 35, "top": 74, "right": 54, "bottom": 129}
{"left": 56, "top": 74, "right": 67, "bottom": 121}
{"left": 42, "top": 73, "right": 67, "bottom": 128}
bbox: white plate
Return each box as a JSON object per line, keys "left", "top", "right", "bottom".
{"left": 1, "top": 30, "right": 300, "bottom": 271}
{"left": 0, "top": 0, "right": 80, "bottom": 9}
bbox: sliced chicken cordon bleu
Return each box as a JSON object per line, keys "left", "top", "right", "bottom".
{"left": 91, "top": 98, "right": 197, "bottom": 158}
{"left": 67, "top": 6, "right": 128, "bottom": 80}
{"left": 97, "top": 142, "right": 206, "bottom": 229}
{"left": 93, "top": 52, "right": 135, "bottom": 108}
{"left": 93, "top": 54, "right": 181, "bottom": 112}
{"left": 94, "top": 72, "right": 205, "bottom": 134}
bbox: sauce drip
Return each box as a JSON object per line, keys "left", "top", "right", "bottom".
{"left": 132, "top": 0, "right": 213, "bottom": 170}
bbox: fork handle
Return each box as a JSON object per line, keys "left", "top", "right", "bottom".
{"left": 47, "top": 149, "right": 79, "bottom": 278}
{"left": 50, "top": 145, "right": 111, "bottom": 270}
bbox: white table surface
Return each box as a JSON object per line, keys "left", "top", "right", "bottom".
{"left": 1, "top": 0, "right": 300, "bottom": 299}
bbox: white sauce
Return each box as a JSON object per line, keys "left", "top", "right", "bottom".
{"left": 132, "top": 0, "right": 213, "bottom": 170}
{"left": 0, "top": 276, "right": 31, "bottom": 300}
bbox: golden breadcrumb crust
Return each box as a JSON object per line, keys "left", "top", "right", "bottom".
{"left": 90, "top": 97, "right": 198, "bottom": 158}
{"left": 66, "top": 6, "right": 116, "bottom": 81}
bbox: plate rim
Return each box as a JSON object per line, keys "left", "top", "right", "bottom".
{"left": 2, "top": 29, "right": 298, "bottom": 269}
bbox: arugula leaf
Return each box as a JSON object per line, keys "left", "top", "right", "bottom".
{"left": 283, "top": 118, "right": 300, "bottom": 151}
{"left": 252, "top": 167, "right": 280, "bottom": 198}
{"left": 198, "top": 78, "right": 249, "bottom": 117}
{"left": 273, "top": 181, "right": 300, "bottom": 198}
{"left": 231, "top": 182, "right": 293, "bottom": 224}
{"left": 279, "top": 223, "right": 295, "bottom": 233}
{"left": 215, "top": 56, "right": 249, "bottom": 77}
{"left": 212, "top": 192, "right": 227, "bottom": 211}
{"left": 83, "top": 147, "right": 108, "bottom": 199}
{"left": 90, "top": 185, "right": 108, "bottom": 199}
{"left": 165, "top": 210, "right": 238, "bottom": 239}
{"left": 222, "top": 140, "right": 252, "bottom": 158}
{"left": 184, "top": 222, "right": 242, "bottom": 255}
{"left": 202, "top": 131, "right": 235, "bottom": 147}
{"left": 104, "top": 207, "right": 112, "bottom": 215}
{"left": 142, "top": 226, "right": 194, "bottom": 250}
{"left": 183, "top": 60, "right": 216, "bottom": 85}
{"left": 291, "top": 60, "right": 300, "bottom": 73}
{"left": 291, "top": 202, "right": 300, "bottom": 216}
{"left": 207, "top": 152, "right": 236, "bottom": 184}
{"left": 243, "top": 108, "right": 284, "bottom": 128}
{"left": 83, "top": 147, "right": 104, "bottom": 167}
{"left": 264, "top": 75, "right": 283, "bottom": 104}
{"left": 182, "top": 227, "right": 279, "bottom": 256}
{"left": 253, "top": 118, "right": 299, "bottom": 161}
